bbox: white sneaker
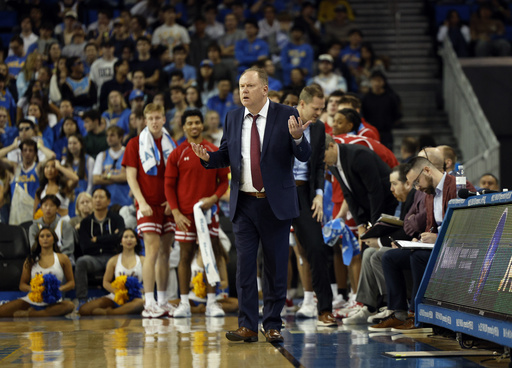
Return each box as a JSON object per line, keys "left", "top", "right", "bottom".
{"left": 205, "top": 302, "right": 225, "bottom": 317}
{"left": 343, "top": 306, "right": 374, "bottom": 325}
{"left": 142, "top": 303, "right": 167, "bottom": 318}
{"left": 172, "top": 302, "right": 191, "bottom": 318}
{"left": 296, "top": 302, "right": 317, "bottom": 318}
{"left": 367, "top": 306, "right": 393, "bottom": 324}
{"left": 333, "top": 302, "right": 363, "bottom": 319}
{"left": 332, "top": 294, "right": 348, "bottom": 309}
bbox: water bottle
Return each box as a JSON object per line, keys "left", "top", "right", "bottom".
{"left": 456, "top": 165, "right": 466, "bottom": 197}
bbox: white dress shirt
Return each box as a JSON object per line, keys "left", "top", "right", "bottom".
{"left": 334, "top": 144, "right": 352, "bottom": 193}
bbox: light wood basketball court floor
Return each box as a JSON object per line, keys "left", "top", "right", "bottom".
{"left": 0, "top": 312, "right": 510, "bottom": 367}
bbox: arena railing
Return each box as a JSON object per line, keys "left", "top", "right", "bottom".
{"left": 440, "top": 38, "right": 500, "bottom": 183}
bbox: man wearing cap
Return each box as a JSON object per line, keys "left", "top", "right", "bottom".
{"left": 90, "top": 40, "right": 118, "bottom": 97}
{"left": 115, "top": 89, "right": 146, "bottom": 135}
{"left": 55, "top": 11, "right": 79, "bottom": 46}
{"left": 309, "top": 54, "right": 347, "bottom": 96}
{"left": 280, "top": 25, "right": 314, "bottom": 86}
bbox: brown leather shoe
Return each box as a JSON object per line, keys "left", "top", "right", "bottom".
{"left": 262, "top": 328, "right": 284, "bottom": 343}
{"left": 317, "top": 312, "right": 337, "bottom": 327}
{"left": 225, "top": 327, "right": 258, "bottom": 342}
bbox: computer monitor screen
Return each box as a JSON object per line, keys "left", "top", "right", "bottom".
{"left": 423, "top": 203, "right": 512, "bottom": 318}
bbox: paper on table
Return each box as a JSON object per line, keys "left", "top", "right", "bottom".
{"left": 396, "top": 240, "right": 434, "bottom": 250}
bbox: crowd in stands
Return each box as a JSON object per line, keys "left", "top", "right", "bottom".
{"left": 0, "top": 0, "right": 502, "bottom": 329}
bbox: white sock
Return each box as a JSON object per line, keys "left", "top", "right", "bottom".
{"left": 157, "top": 291, "right": 166, "bottom": 305}
{"left": 207, "top": 293, "right": 216, "bottom": 305}
{"left": 286, "top": 289, "right": 292, "bottom": 300}
{"left": 145, "top": 292, "right": 155, "bottom": 307}
{"left": 180, "top": 294, "right": 189, "bottom": 306}
{"left": 257, "top": 277, "right": 262, "bottom": 292}
{"left": 331, "top": 284, "right": 338, "bottom": 297}
{"left": 304, "top": 291, "right": 314, "bottom": 305}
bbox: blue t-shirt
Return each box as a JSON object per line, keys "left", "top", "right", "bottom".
{"left": 5, "top": 54, "right": 27, "bottom": 78}
{"left": 234, "top": 38, "right": 269, "bottom": 74}
{"left": 207, "top": 94, "right": 237, "bottom": 126}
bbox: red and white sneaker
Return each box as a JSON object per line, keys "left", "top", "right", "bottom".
{"left": 333, "top": 302, "right": 363, "bottom": 319}
{"left": 142, "top": 303, "right": 167, "bottom": 318}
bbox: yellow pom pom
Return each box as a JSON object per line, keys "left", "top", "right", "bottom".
{"left": 112, "top": 275, "right": 129, "bottom": 305}
{"left": 28, "top": 274, "right": 45, "bottom": 303}
{"left": 192, "top": 272, "right": 206, "bottom": 299}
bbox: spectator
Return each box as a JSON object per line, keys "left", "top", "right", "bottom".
{"left": 83, "top": 43, "right": 99, "bottom": 76}
{"left": 130, "top": 37, "right": 160, "bottom": 92}
{"left": 0, "top": 106, "right": 17, "bottom": 146}
{"left": 115, "top": 89, "right": 146, "bottom": 137}
{"left": 355, "top": 42, "right": 386, "bottom": 94}
{"left": 309, "top": 54, "right": 347, "bottom": 96}
{"left": 102, "top": 91, "right": 130, "bottom": 128}
{"left": 218, "top": 13, "right": 245, "bottom": 61}
{"left": 281, "top": 90, "right": 299, "bottom": 107}
{"left": 28, "top": 194, "right": 75, "bottom": 262}
{"left": 197, "top": 60, "right": 217, "bottom": 106}
{"left": 69, "top": 191, "right": 93, "bottom": 230}
{"left": 128, "top": 15, "right": 150, "bottom": 43}
{"left": 87, "top": 9, "right": 113, "bottom": 46}
{"left": 33, "top": 158, "right": 78, "bottom": 219}
{"left": 234, "top": 19, "right": 269, "bottom": 76}
{"left": 83, "top": 109, "right": 108, "bottom": 159}
{"left": 293, "top": 2, "right": 322, "bottom": 48}
{"left": 361, "top": 71, "right": 402, "bottom": 149}
{"left": 188, "top": 16, "right": 213, "bottom": 70}
{"left": 204, "top": 110, "right": 223, "bottom": 147}
{"left": 284, "top": 67, "right": 307, "bottom": 97}
{"left": 207, "top": 79, "right": 236, "bottom": 126}
{"left": 324, "top": 4, "right": 353, "bottom": 45}
{"left": 5, "top": 36, "right": 27, "bottom": 80}
{"left": 0, "top": 119, "right": 55, "bottom": 166}
{"left": 204, "top": 5, "right": 225, "bottom": 39}
{"left": 280, "top": 26, "right": 314, "bottom": 86}
{"left": 99, "top": 60, "right": 133, "bottom": 113}
{"left": 17, "top": 14, "right": 39, "bottom": 56}
{"left": 26, "top": 102, "right": 55, "bottom": 149}
{"left": 479, "top": 173, "right": 500, "bottom": 191}
{"left": 320, "top": 90, "right": 344, "bottom": 135}
{"left": 76, "top": 187, "right": 125, "bottom": 306}
{"left": 60, "top": 57, "right": 97, "bottom": 113}
{"left": 437, "top": 145, "right": 457, "bottom": 175}
{"left": 0, "top": 76, "right": 17, "bottom": 126}
{"left": 259, "top": 58, "right": 282, "bottom": 92}
{"left": 37, "top": 22, "right": 58, "bottom": 58}
{"left": 45, "top": 42, "right": 62, "bottom": 73}
{"left": 185, "top": 86, "right": 208, "bottom": 118}
{"left": 52, "top": 117, "right": 78, "bottom": 160}
{"left": 400, "top": 136, "right": 419, "bottom": 163}
{"left": 92, "top": 126, "right": 131, "bottom": 208}
{"left": 258, "top": 5, "right": 280, "bottom": 40}
{"left": 163, "top": 45, "right": 197, "bottom": 90}
{"left": 61, "top": 25, "right": 87, "bottom": 59}
{"left": 341, "top": 29, "right": 363, "bottom": 79}
{"left": 207, "top": 43, "right": 233, "bottom": 85}
{"left": 62, "top": 133, "right": 95, "bottom": 217}
{"left": 54, "top": 100, "right": 87, "bottom": 140}
{"left": 111, "top": 18, "right": 134, "bottom": 60}
{"left": 152, "top": 5, "right": 190, "bottom": 64}
{"left": 90, "top": 40, "right": 118, "bottom": 98}
{"left": 55, "top": 11, "right": 79, "bottom": 46}
{"left": 470, "top": 4, "right": 511, "bottom": 56}
{"left": 437, "top": 9, "right": 470, "bottom": 57}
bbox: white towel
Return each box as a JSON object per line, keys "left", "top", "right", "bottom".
{"left": 193, "top": 202, "right": 220, "bottom": 286}
{"left": 139, "top": 127, "right": 176, "bottom": 176}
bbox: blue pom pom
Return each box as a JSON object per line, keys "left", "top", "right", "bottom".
{"left": 42, "top": 274, "right": 62, "bottom": 304}
{"left": 125, "top": 276, "right": 143, "bottom": 301}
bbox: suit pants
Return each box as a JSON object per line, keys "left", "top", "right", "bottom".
{"left": 356, "top": 247, "right": 391, "bottom": 308}
{"left": 75, "top": 254, "right": 111, "bottom": 299}
{"left": 232, "top": 193, "right": 291, "bottom": 332}
{"left": 292, "top": 184, "right": 333, "bottom": 313}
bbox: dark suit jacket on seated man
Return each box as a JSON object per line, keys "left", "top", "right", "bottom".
{"left": 191, "top": 67, "right": 311, "bottom": 343}
{"left": 324, "top": 134, "right": 398, "bottom": 247}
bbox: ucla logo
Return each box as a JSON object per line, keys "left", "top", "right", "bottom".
{"left": 18, "top": 174, "right": 36, "bottom": 183}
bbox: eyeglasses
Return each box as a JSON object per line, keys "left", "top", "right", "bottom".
{"left": 412, "top": 168, "right": 424, "bottom": 188}
{"left": 19, "top": 126, "right": 33, "bottom": 132}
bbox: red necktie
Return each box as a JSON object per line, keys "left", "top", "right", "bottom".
{"left": 250, "top": 114, "right": 263, "bottom": 191}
